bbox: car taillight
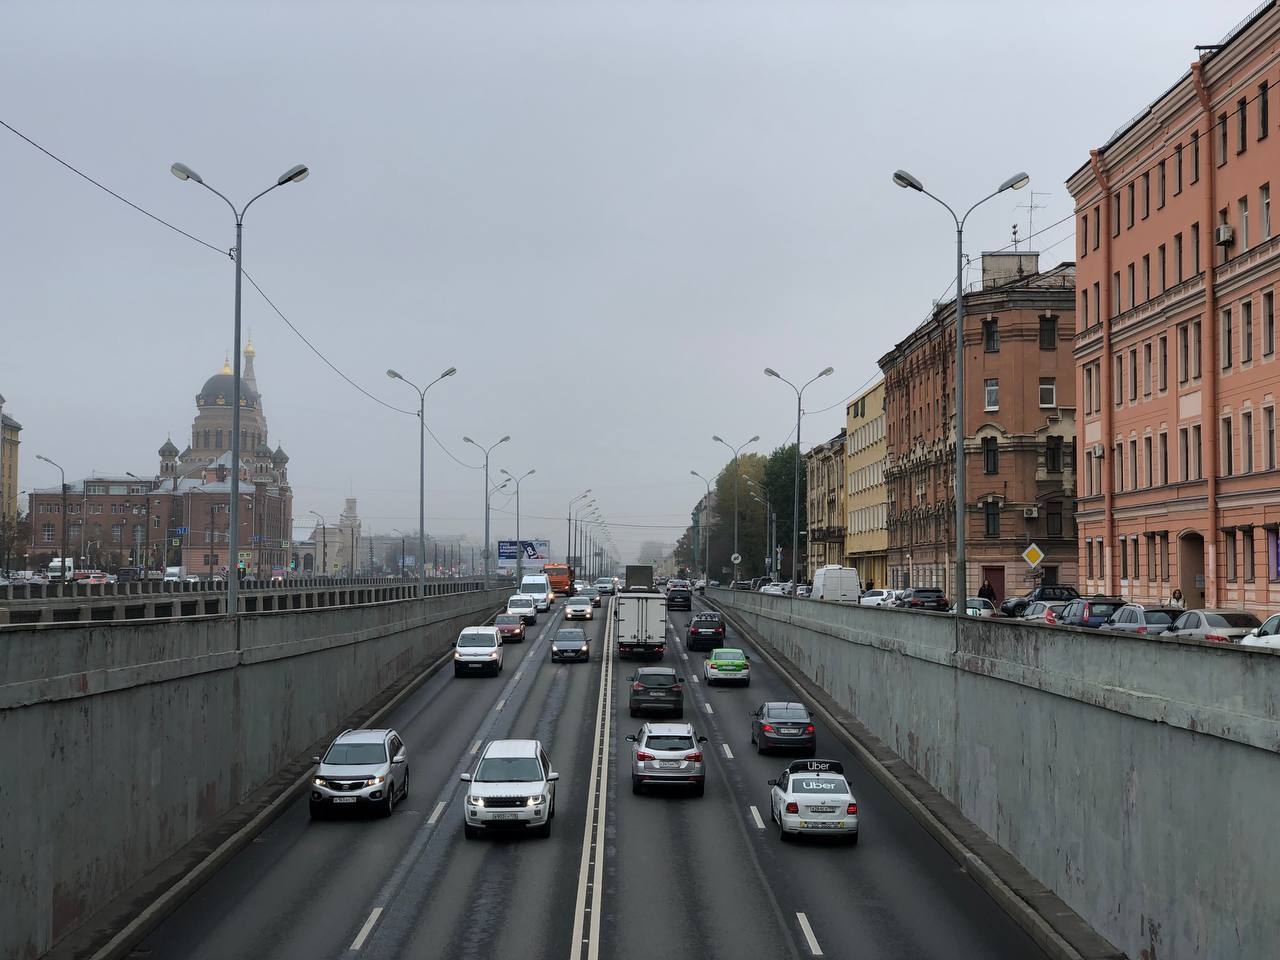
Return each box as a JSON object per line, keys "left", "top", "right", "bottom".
{"left": 636, "top": 750, "right": 656, "bottom": 761}
{"left": 715, "top": 627, "right": 724, "bottom": 635}
{"left": 671, "top": 684, "right": 683, "bottom": 693}
{"left": 1045, "top": 611, "right": 1057, "bottom": 624}
{"left": 1136, "top": 626, "right": 1147, "bottom": 635}
{"left": 846, "top": 802, "right": 858, "bottom": 815}
{"left": 761, "top": 723, "right": 775, "bottom": 733}
{"left": 632, "top": 682, "right": 644, "bottom": 691}
{"left": 1082, "top": 604, "right": 1091, "bottom": 619}
{"left": 685, "top": 751, "right": 702, "bottom": 762}
{"left": 805, "top": 725, "right": 815, "bottom": 734}
{"left": 1205, "top": 634, "right": 1229, "bottom": 643}
{"left": 785, "top": 801, "right": 799, "bottom": 814}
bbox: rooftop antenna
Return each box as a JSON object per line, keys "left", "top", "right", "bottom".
{"left": 1016, "top": 190, "right": 1049, "bottom": 246}
{"left": 1011, "top": 224, "right": 1020, "bottom": 251}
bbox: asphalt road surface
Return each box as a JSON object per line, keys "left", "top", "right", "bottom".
{"left": 134, "top": 594, "right": 1050, "bottom": 960}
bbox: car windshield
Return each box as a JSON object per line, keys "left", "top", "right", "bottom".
{"left": 509, "top": 598, "right": 532, "bottom": 607}
{"left": 556, "top": 629, "right": 587, "bottom": 642}
{"left": 458, "top": 634, "right": 496, "bottom": 648}
{"left": 765, "top": 706, "right": 809, "bottom": 721}
{"left": 568, "top": 598, "right": 590, "bottom": 605}
{"left": 475, "top": 756, "right": 544, "bottom": 782}
{"left": 1143, "top": 611, "right": 1177, "bottom": 625}
{"left": 495, "top": 615, "right": 520, "bottom": 625}
{"left": 1205, "top": 612, "right": 1262, "bottom": 628}
{"left": 581, "top": 588, "right": 599, "bottom": 596}
{"left": 645, "top": 734, "right": 694, "bottom": 751}
{"left": 323, "top": 742, "right": 387, "bottom": 765}
{"left": 1086, "top": 602, "right": 1123, "bottom": 617}
{"left": 595, "top": 579, "right": 611, "bottom": 585}
{"left": 693, "top": 615, "right": 722, "bottom": 624}
{"left": 792, "top": 776, "right": 849, "bottom": 794}
{"left": 637, "top": 672, "right": 677, "bottom": 687}
{"left": 712, "top": 649, "right": 744, "bottom": 660}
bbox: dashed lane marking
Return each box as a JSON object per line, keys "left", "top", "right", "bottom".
{"left": 749, "top": 805, "right": 765, "bottom": 830}
{"left": 427, "top": 801, "right": 445, "bottom": 825}
{"left": 495, "top": 698, "right": 506, "bottom": 712}
{"left": 721, "top": 743, "right": 734, "bottom": 760}
{"left": 469, "top": 739, "right": 481, "bottom": 754}
{"left": 797, "top": 912, "right": 823, "bottom": 956}
{"left": 350, "top": 907, "right": 383, "bottom": 951}
{"left": 703, "top": 702, "right": 714, "bottom": 714}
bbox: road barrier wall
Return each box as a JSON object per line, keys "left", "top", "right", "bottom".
{"left": 1, "top": 587, "right": 508, "bottom": 959}
{"left": 709, "top": 588, "right": 1280, "bottom": 960}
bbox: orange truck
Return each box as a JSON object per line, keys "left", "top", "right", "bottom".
{"left": 543, "top": 563, "right": 574, "bottom": 598}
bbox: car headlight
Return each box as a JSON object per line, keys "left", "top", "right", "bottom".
{"left": 466, "top": 795, "right": 484, "bottom": 807}
{"left": 526, "top": 796, "right": 538, "bottom": 807}
{"left": 313, "top": 777, "right": 328, "bottom": 787}
{"left": 364, "top": 776, "right": 385, "bottom": 786}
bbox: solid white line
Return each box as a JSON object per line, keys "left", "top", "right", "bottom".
{"left": 721, "top": 743, "right": 734, "bottom": 759}
{"left": 495, "top": 698, "right": 506, "bottom": 712}
{"left": 703, "top": 702, "right": 714, "bottom": 714}
{"left": 749, "top": 805, "right": 765, "bottom": 830}
{"left": 796, "top": 912, "right": 824, "bottom": 956}
{"left": 350, "top": 907, "right": 383, "bottom": 951}
{"left": 469, "top": 739, "right": 481, "bottom": 754}
{"left": 427, "top": 801, "right": 445, "bottom": 825}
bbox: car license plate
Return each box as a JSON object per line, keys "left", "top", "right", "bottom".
{"left": 491, "top": 813, "right": 518, "bottom": 820}
{"left": 467, "top": 663, "right": 482, "bottom": 668}
{"left": 801, "top": 821, "right": 842, "bottom": 829}
{"left": 780, "top": 727, "right": 800, "bottom": 734}
{"left": 808, "top": 805, "right": 837, "bottom": 813}
{"left": 698, "top": 629, "right": 713, "bottom": 634}
{"left": 719, "top": 666, "right": 739, "bottom": 672}
{"left": 332, "top": 797, "right": 357, "bottom": 804}
{"left": 658, "top": 761, "right": 681, "bottom": 768}
{"left": 649, "top": 691, "right": 668, "bottom": 697}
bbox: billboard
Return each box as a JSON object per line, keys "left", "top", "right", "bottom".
{"left": 498, "top": 539, "right": 551, "bottom": 571}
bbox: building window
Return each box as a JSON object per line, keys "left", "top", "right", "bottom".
{"left": 203, "top": 429, "right": 210, "bottom": 449}
{"left": 1127, "top": 263, "right": 1135, "bottom": 308}
{"left": 1158, "top": 244, "right": 1167, "bottom": 291}
{"left": 1084, "top": 451, "right": 1095, "bottom": 495}
{"left": 1143, "top": 342, "right": 1152, "bottom": 395}
{"left": 1218, "top": 112, "right": 1229, "bottom": 163}
{"left": 1243, "top": 299, "right": 1254, "bottom": 363}
{"left": 1112, "top": 194, "right": 1121, "bottom": 237}
{"left": 1192, "top": 319, "right": 1202, "bottom": 377}
{"left": 1126, "top": 182, "right": 1135, "bottom": 228}
{"left": 1179, "top": 427, "right": 1189, "bottom": 480}
{"left": 1144, "top": 435, "right": 1153, "bottom": 487}
{"left": 1267, "top": 406, "right": 1277, "bottom": 470}
{"left": 1158, "top": 161, "right": 1166, "bottom": 208}
{"left": 1240, "top": 196, "right": 1250, "bottom": 251}
{"left": 1046, "top": 435, "right": 1063, "bottom": 473}
{"left": 983, "top": 437, "right": 998, "bottom": 474}
{"left": 1039, "top": 377, "right": 1057, "bottom": 408}
{"left": 1226, "top": 529, "right": 1238, "bottom": 581}
{"left": 1175, "top": 144, "right": 1184, "bottom": 193}
{"left": 1159, "top": 431, "right": 1169, "bottom": 484}
{"left": 1142, "top": 255, "right": 1150, "bottom": 301}
{"left": 1128, "top": 349, "right": 1137, "bottom": 401}
{"left": 1265, "top": 291, "right": 1275, "bottom": 355}
{"left": 1120, "top": 534, "right": 1129, "bottom": 580}
{"left": 984, "top": 378, "right": 999, "bottom": 411}
{"left": 984, "top": 501, "right": 999, "bottom": 538}
{"left": 1092, "top": 204, "right": 1100, "bottom": 249}
{"left": 1192, "top": 423, "right": 1203, "bottom": 479}
{"left": 1243, "top": 410, "right": 1255, "bottom": 473}
{"left": 1147, "top": 535, "right": 1158, "bottom": 581}
{"left": 1262, "top": 81, "right": 1271, "bottom": 138}
{"left": 1047, "top": 501, "right": 1063, "bottom": 537}
{"left": 1114, "top": 355, "right": 1124, "bottom": 405}
{"left": 1158, "top": 335, "right": 1168, "bottom": 390}
{"left": 41, "top": 522, "right": 54, "bottom": 543}
{"left": 1039, "top": 315, "right": 1057, "bottom": 349}
{"left": 1092, "top": 282, "right": 1100, "bottom": 325}
{"left": 1192, "top": 222, "right": 1201, "bottom": 273}
{"left": 1115, "top": 441, "right": 1124, "bottom": 492}
{"left": 1133, "top": 537, "right": 1142, "bottom": 582}
{"left": 1222, "top": 308, "right": 1233, "bottom": 368}
{"left": 1263, "top": 183, "right": 1272, "bottom": 239}
{"left": 1142, "top": 172, "right": 1150, "bottom": 219}
{"left": 1191, "top": 130, "right": 1201, "bottom": 182}
{"left": 1174, "top": 232, "right": 1184, "bottom": 282}
{"left": 1244, "top": 528, "right": 1256, "bottom": 581}
{"left": 111, "top": 524, "right": 123, "bottom": 544}
{"left": 1129, "top": 438, "right": 1139, "bottom": 489}
{"left": 982, "top": 318, "right": 999, "bottom": 352}
{"left": 1084, "top": 366, "right": 1094, "bottom": 415}
{"left": 1086, "top": 539, "right": 1094, "bottom": 579}
{"left": 1238, "top": 98, "right": 1249, "bottom": 153}
{"left": 1112, "top": 271, "right": 1121, "bottom": 313}
{"left": 1081, "top": 291, "right": 1089, "bottom": 326}
{"left": 1080, "top": 214, "right": 1088, "bottom": 257}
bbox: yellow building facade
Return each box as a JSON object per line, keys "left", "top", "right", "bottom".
{"left": 0, "top": 394, "right": 21, "bottom": 523}
{"left": 844, "top": 379, "right": 889, "bottom": 591}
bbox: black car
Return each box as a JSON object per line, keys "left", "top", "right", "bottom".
{"left": 750, "top": 701, "right": 816, "bottom": 755}
{"left": 666, "top": 585, "right": 692, "bottom": 610}
{"left": 1057, "top": 596, "right": 1126, "bottom": 629}
{"left": 896, "top": 587, "right": 949, "bottom": 611}
{"left": 628, "top": 666, "right": 684, "bottom": 717}
{"left": 999, "top": 584, "right": 1081, "bottom": 618}
{"left": 550, "top": 627, "right": 590, "bottom": 662}
{"left": 686, "top": 612, "right": 726, "bottom": 651}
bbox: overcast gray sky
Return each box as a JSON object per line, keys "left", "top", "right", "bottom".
{"left": 2, "top": 0, "right": 1242, "bottom": 561}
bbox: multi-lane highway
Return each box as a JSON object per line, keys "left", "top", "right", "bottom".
{"left": 134, "top": 594, "right": 1050, "bottom": 960}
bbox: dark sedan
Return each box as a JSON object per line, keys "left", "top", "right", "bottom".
{"left": 550, "top": 627, "right": 590, "bottom": 662}
{"left": 686, "top": 612, "right": 726, "bottom": 651}
{"left": 896, "top": 587, "right": 950, "bottom": 611}
{"left": 628, "top": 666, "right": 684, "bottom": 718}
{"left": 750, "top": 701, "right": 816, "bottom": 755}
{"left": 579, "top": 586, "right": 602, "bottom": 607}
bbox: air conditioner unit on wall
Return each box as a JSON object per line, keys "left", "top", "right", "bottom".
{"left": 1091, "top": 443, "right": 1105, "bottom": 459}
{"left": 1215, "top": 224, "right": 1235, "bottom": 247}
{"left": 1023, "top": 506, "right": 1039, "bottom": 519}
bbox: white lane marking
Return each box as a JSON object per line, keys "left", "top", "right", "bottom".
{"left": 703, "top": 702, "right": 714, "bottom": 714}
{"left": 350, "top": 907, "right": 383, "bottom": 951}
{"left": 515, "top": 672, "right": 523, "bottom": 680}
{"left": 721, "top": 743, "right": 734, "bottom": 759}
{"left": 469, "top": 739, "right": 481, "bottom": 754}
{"left": 749, "top": 805, "right": 765, "bottom": 830}
{"left": 690, "top": 674, "right": 699, "bottom": 684}
{"left": 797, "top": 912, "right": 824, "bottom": 956}
{"left": 427, "top": 801, "right": 446, "bottom": 825}
{"left": 679, "top": 651, "right": 688, "bottom": 660}
{"left": 495, "top": 698, "right": 506, "bottom": 712}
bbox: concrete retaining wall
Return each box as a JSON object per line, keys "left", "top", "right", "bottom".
{"left": 711, "top": 589, "right": 1280, "bottom": 960}
{"left": 0, "top": 588, "right": 507, "bottom": 959}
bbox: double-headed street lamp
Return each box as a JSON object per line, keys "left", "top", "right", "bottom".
{"left": 711, "top": 435, "right": 758, "bottom": 586}
{"left": 309, "top": 510, "right": 327, "bottom": 577}
{"left": 388, "top": 367, "right": 457, "bottom": 592}
{"left": 763, "top": 367, "right": 833, "bottom": 591}
{"left": 573, "top": 500, "right": 597, "bottom": 578}
{"left": 463, "top": 435, "right": 510, "bottom": 577}
{"left": 892, "top": 167, "right": 1029, "bottom": 601}
{"left": 171, "top": 160, "right": 309, "bottom": 617}
{"left": 567, "top": 489, "right": 591, "bottom": 568}
{"left": 35, "top": 454, "right": 68, "bottom": 583}
{"left": 500, "top": 468, "right": 535, "bottom": 580}
{"left": 690, "top": 470, "right": 714, "bottom": 588}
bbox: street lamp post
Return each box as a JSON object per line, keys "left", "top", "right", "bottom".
{"left": 690, "top": 470, "right": 714, "bottom": 587}
{"left": 387, "top": 367, "right": 457, "bottom": 593}
{"left": 462, "top": 435, "right": 510, "bottom": 578}
{"left": 500, "top": 468, "right": 536, "bottom": 581}
{"left": 309, "top": 510, "right": 327, "bottom": 577}
{"left": 576, "top": 503, "right": 597, "bottom": 580}
{"left": 763, "top": 367, "right": 833, "bottom": 592}
{"left": 567, "top": 489, "right": 591, "bottom": 568}
{"left": 392, "top": 528, "right": 406, "bottom": 577}
{"left": 711, "top": 435, "right": 758, "bottom": 586}
{"left": 35, "top": 454, "right": 68, "bottom": 585}
{"left": 892, "top": 168, "right": 1030, "bottom": 602}
{"left": 171, "top": 160, "right": 309, "bottom": 617}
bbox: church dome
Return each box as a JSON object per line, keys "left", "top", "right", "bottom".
{"left": 159, "top": 438, "right": 179, "bottom": 458}
{"left": 272, "top": 445, "right": 289, "bottom": 464}
{"left": 197, "top": 358, "right": 257, "bottom": 407}
{"left": 255, "top": 440, "right": 274, "bottom": 458}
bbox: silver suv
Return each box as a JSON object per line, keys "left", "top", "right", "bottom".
{"left": 625, "top": 721, "right": 709, "bottom": 796}
{"left": 310, "top": 728, "right": 408, "bottom": 819}
{"left": 460, "top": 739, "right": 558, "bottom": 838}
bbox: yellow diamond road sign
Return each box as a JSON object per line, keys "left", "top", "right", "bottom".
{"left": 1022, "top": 543, "right": 1045, "bottom": 568}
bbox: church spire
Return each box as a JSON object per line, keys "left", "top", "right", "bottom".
{"left": 243, "top": 337, "right": 261, "bottom": 400}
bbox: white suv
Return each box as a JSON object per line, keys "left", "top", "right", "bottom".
{"left": 460, "top": 739, "right": 558, "bottom": 838}
{"left": 310, "top": 728, "right": 408, "bottom": 819}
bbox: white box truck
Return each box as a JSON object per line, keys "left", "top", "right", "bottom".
{"left": 811, "top": 565, "right": 862, "bottom": 603}
{"left": 615, "top": 592, "right": 667, "bottom": 659}
{"left": 47, "top": 557, "right": 75, "bottom": 581}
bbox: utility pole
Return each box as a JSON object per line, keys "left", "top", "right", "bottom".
{"left": 209, "top": 503, "right": 216, "bottom": 579}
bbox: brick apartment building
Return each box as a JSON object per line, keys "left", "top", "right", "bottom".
{"left": 1068, "top": 4, "right": 1280, "bottom": 610}
{"left": 880, "top": 252, "right": 1078, "bottom": 603}
{"left": 844, "top": 379, "right": 888, "bottom": 591}
{"left": 805, "top": 429, "right": 847, "bottom": 576}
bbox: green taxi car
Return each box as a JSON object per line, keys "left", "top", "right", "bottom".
{"left": 702, "top": 647, "right": 751, "bottom": 686}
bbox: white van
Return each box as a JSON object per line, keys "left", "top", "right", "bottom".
{"left": 810, "top": 565, "right": 862, "bottom": 604}
{"left": 519, "top": 573, "right": 553, "bottom": 612}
